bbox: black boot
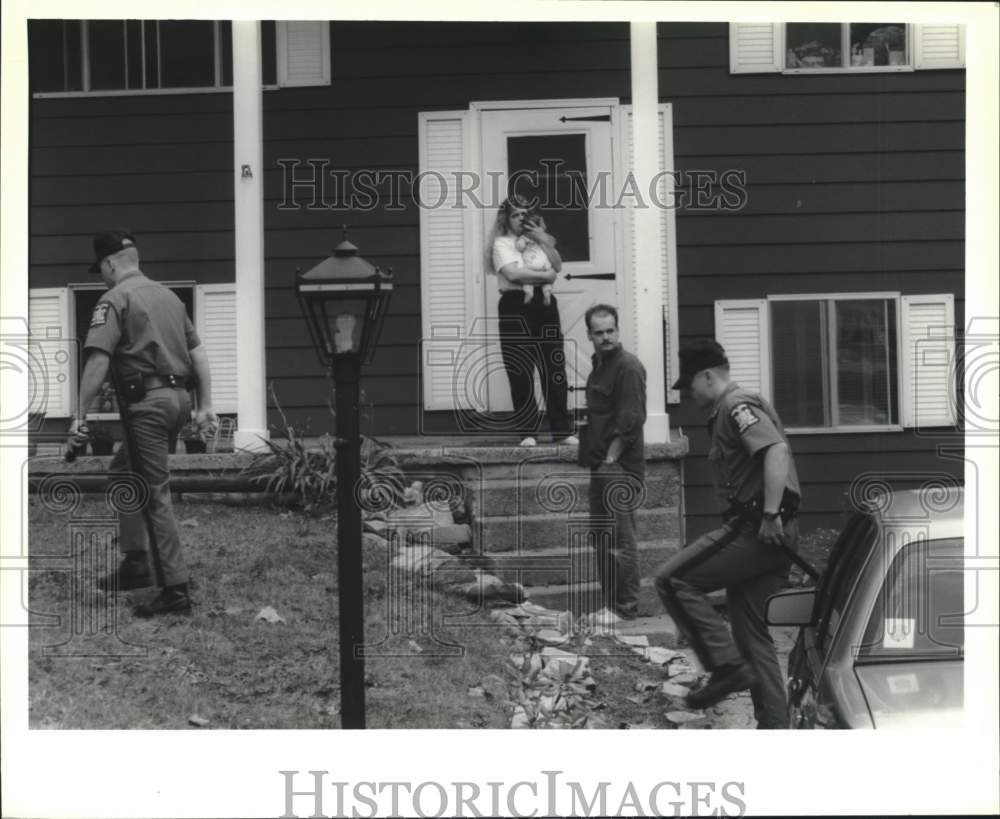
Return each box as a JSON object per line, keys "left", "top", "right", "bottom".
{"left": 684, "top": 661, "right": 757, "bottom": 709}
{"left": 134, "top": 583, "right": 192, "bottom": 617}
{"left": 97, "top": 553, "right": 152, "bottom": 592}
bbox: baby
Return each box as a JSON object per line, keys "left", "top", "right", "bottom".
{"left": 516, "top": 234, "right": 554, "bottom": 306}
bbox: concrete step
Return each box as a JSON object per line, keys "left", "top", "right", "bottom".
{"left": 478, "top": 507, "right": 679, "bottom": 551}
{"left": 486, "top": 539, "right": 680, "bottom": 587}
{"left": 473, "top": 474, "right": 680, "bottom": 517}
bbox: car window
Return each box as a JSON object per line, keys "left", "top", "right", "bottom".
{"left": 858, "top": 537, "right": 964, "bottom": 659}
{"left": 816, "top": 513, "right": 879, "bottom": 652}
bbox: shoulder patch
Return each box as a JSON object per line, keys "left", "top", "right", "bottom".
{"left": 90, "top": 302, "right": 110, "bottom": 328}
{"left": 730, "top": 403, "right": 760, "bottom": 434}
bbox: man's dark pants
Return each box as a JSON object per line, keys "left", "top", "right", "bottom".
{"left": 588, "top": 466, "right": 642, "bottom": 618}
{"left": 654, "top": 516, "right": 798, "bottom": 728}
{"left": 108, "top": 387, "right": 191, "bottom": 586}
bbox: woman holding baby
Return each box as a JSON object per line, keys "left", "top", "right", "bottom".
{"left": 485, "top": 195, "right": 577, "bottom": 447}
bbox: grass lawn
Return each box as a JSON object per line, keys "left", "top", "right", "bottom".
{"left": 26, "top": 495, "right": 842, "bottom": 730}
{"left": 27, "top": 497, "right": 514, "bottom": 729}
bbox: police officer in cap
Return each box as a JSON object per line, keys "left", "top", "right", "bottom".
{"left": 67, "top": 230, "right": 217, "bottom": 616}
{"left": 654, "top": 339, "right": 801, "bottom": 728}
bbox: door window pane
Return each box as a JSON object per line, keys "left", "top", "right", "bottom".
{"left": 159, "top": 21, "right": 215, "bottom": 88}
{"left": 771, "top": 300, "right": 828, "bottom": 427}
{"left": 88, "top": 21, "right": 126, "bottom": 90}
{"left": 507, "top": 134, "right": 589, "bottom": 263}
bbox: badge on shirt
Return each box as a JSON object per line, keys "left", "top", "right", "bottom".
{"left": 730, "top": 403, "right": 760, "bottom": 434}
{"left": 90, "top": 302, "right": 110, "bottom": 328}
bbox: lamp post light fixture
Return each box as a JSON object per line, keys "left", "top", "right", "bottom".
{"left": 295, "top": 228, "right": 393, "bottom": 730}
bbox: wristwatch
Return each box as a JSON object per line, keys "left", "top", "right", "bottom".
{"left": 762, "top": 511, "right": 780, "bottom": 522}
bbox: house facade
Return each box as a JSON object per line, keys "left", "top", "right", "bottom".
{"left": 26, "top": 20, "right": 966, "bottom": 531}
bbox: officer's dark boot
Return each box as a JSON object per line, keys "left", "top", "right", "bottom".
{"left": 684, "top": 661, "right": 757, "bottom": 710}
{"left": 134, "top": 583, "right": 192, "bottom": 617}
{"left": 97, "top": 552, "right": 152, "bottom": 592}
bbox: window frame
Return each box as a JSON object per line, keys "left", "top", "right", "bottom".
{"left": 768, "top": 291, "right": 903, "bottom": 435}
{"left": 781, "top": 22, "right": 915, "bottom": 75}
{"left": 30, "top": 20, "right": 281, "bottom": 98}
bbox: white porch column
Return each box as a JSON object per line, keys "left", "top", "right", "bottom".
{"left": 232, "top": 21, "right": 268, "bottom": 451}
{"left": 630, "top": 22, "right": 670, "bottom": 443}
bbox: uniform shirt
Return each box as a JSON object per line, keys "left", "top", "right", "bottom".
{"left": 707, "top": 382, "right": 801, "bottom": 511}
{"left": 584, "top": 346, "right": 647, "bottom": 477}
{"left": 84, "top": 271, "right": 199, "bottom": 378}
{"left": 491, "top": 235, "right": 528, "bottom": 293}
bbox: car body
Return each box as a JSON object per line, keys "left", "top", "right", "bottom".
{"left": 766, "top": 485, "right": 964, "bottom": 729}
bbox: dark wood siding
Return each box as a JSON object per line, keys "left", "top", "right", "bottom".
{"left": 657, "top": 22, "right": 965, "bottom": 529}
{"left": 29, "top": 92, "right": 236, "bottom": 288}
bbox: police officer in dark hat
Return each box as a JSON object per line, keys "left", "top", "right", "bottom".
{"left": 67, "top": 230, "right": 217, "bottom": 616}
{"left": 654, "top": 339, "right": 801, "bottom": 728}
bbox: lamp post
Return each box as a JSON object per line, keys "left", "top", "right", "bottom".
{"left": 295, "top": 228, "right": 393, "bottom": 730}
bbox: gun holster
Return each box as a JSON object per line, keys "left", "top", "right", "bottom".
{"left": 725, "top": 490, "right": 800, "bottom": 527}
{"left": 118, "top": 373, "right": 146, "bottom": 404}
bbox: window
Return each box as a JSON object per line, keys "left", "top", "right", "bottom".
{"left": 29, "top": 20, "right": 278, "bottom": 94}
{"left": 771, "top": 296, "right": 898, "bottom": 429}
{"left": 714, "top": 292, "right": 956, "bottom": 433}
{"left": 785, "top": 22, "right": 907, "bottom": 71}
{"left": 729, "top": 23, "right": 965, "bottom": 74}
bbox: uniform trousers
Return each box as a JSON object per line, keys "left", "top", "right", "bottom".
{"left": 588, "top": 467, "right": 642, "bottom": 617}
{"left": 108, "top": 387, "right": 192, "bottom": 586}
{"left": 654, "top": 516, "right": 798, "bottom": 728}
{"left": 497, "top": 289, "right": 573, "bottom": 438}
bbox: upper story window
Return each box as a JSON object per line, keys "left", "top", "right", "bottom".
{"left": 730, "top": 22, "right": 965, "bottom": 74}
{"left": 28, "top": 19, "right": 325, "bottom": 95}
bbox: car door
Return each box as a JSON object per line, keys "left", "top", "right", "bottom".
{"left": 788, "top": 513, "right": 878, "bottom": 728}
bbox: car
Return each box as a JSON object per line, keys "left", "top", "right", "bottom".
{"left": 766, "top": 484, "right": 964, "bottom": 729}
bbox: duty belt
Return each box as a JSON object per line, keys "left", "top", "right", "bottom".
{"left": 142, "top": 374, "right": 190, "bottom": 391}
{"left": 724, "top": 490, "right": 800, "bottom": 524}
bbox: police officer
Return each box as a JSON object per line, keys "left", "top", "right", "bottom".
{"left": 581, "top": 304, "right": 646, "bottom": 624}
{"left": 654, "top": 339, "right": 801, "bottom": 728}
{"left": 67, "top": 230, "right": 217, "bottom": 616}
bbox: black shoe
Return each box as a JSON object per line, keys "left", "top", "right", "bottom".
{"left": 134, "top": 584, "right": 192, "bottom": 617}
{"left": 684, "top": 662, "right": 756, "bottom": 709}
{"left": 97, "top": 555, "right": 152, "bottom": 592}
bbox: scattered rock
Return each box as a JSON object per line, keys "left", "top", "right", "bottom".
{"left": 179, "top": 517, "right": 200, "bottom": 528}
{"left": 188, "top": 714, "right": 210, "bottom": 727}
{"left": 646, "top": 646, "right": 682, "bottom": 665}
{"left": 407, "top": 640, "right": 423, "bottom": 654}
{"left": 363, "top": 519, "right": 387, "bottom": 536}
{"left": 467, "top": 686, "right": 486, "bottom": 699}
{"left": 533, "top": 629, "right": 569, "bottom": 646}
{"left": 665, "top": 710, "right": 708, "bottom": 727}
{"left": 490, "top": 610, "right": 518, "bottom": 626}
{"left": 661, "top": 682, "right": 691, "bottom": 699}
{"left": 634, "top": 679, "right": 660, "bottom": 693}
{"left": 255, "top": 606, "right": 285, "bottom": 624}
{"left": 618, "top": 634, "right": 650, "bottom": 649}
{"left": 362, "top": 532, "right": 388, "bottom": 552}
{"left": 668, "top": 672, "right": 701, "bottom": 686}
{"left": 428, "top": 523, "right": 472, "bottom": 554}
{"left": 510, "top": 706, "right": 532, "bottom": 729}
{"left": 584, "top": 714, "right": 608, "bottom": 729}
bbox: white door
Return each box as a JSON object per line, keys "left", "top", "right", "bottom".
{"left": 480, "top": 104, "right": 619, "bottom": 413}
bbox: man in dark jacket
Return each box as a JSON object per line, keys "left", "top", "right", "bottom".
{"left": 581, "top": 304, "right": 646, "bottom": 624}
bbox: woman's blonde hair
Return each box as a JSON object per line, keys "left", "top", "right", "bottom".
{"left": 483, "top": 194, "right": 536, "bottom": 275}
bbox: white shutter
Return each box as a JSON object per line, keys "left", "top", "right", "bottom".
{"left": 913, "top": 25, "right": 965, "bottom": 70}
{"left": 622, "top": 104, "right": 680, "bottom": 403}
{"left": 900, "top": 294, "right": 956, "bottom": 428}
{"left": 195, "top": 284, "right": 238, "bottom": 414}
{"left": 729, "top": 23, "right": 784, "bottom": 74}
{"left": 418, "top": 110, "right": 474, "bottom": 411}
{"left": 27, "top": 289, "right": 73, "bottom": 418}
{"left": 276, "top": 21, "right": 331, "bottom": 87}
{"left": 714, "top": 299, "right": 771, "bottom": 400}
